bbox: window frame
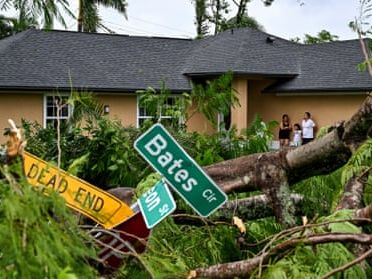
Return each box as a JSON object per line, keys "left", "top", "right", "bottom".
{"left": 136, "top": 95, "right": 180, "bottom": 128}
{"left": 43, "top": 94, "right": 72, "bottom": 128}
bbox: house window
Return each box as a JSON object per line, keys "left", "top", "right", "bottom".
{"left": 217, "top": 109, "right": 232, "bottom": 131}
{"left": 137, "top": 96, "right": 179, "bottom": 127}
{"left": 44, "top": 95, "right": 71, "bottom": 128}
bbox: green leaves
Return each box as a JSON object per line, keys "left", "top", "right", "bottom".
{"left": 0, "top": 165, "right": 96, "bottom": 278}
{"left": 341, "top": 139, "right": 372, "bottom": 185}
{"left": 57, "top": 267, "right": 79, "bottom": 279}
{"left": 137, "top": 82, "right": 190, "bottom": 130}
{"left": 191, "top": 71, "right": 239, "bottom": 128}
{"left": 67, "top": 91, "right": 104, "bottom": 126}
{"left": 79, "top": 0, "right": 127, "bottom": 32}
{"left": 302, "top": 30, "right": 339, "bottom": 44}
{"left": 0, "top": 0, "right": 74, "bottom": 31}
{"left": 79, "top": 119, "right": 148, "bottom": 189}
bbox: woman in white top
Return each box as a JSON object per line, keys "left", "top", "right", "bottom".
{"left": 302, "top": 112, "right": 316, "bottom": 144}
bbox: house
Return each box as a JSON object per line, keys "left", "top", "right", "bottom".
{"left": 0, "top": 27, "right": 370, "bottom": 141}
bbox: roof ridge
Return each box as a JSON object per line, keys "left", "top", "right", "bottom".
{"left": 216, "top": 27, "right": 301, "bottom": 46}
{"left": 299, "top": 38, "right": 364, "bottom": 47}
{"left": 0, "top": 28, "right": 35, "bottom": 53}
{"left": 38, "top": 28, "right": 193, "bottom": 41}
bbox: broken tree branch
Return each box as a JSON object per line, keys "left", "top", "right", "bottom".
{"left": 355, "top": 204, "right": 372, "bottom": 221}
{"left": 189, "top": 232, "right": 372, "bottom": 279}
{"left": 214, "top": 193, "right": 303, "bottom": 221}
{"left": 320, "top": 247, "right": 372, "bottom": 279}
{"left": 336, "top": 167, "right": 371, "bottom": 210}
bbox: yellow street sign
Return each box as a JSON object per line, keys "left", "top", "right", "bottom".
{"left": 23, "top": 151, "right": 134, "bottom": 229}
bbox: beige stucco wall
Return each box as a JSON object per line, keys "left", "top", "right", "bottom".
{"left": 97, "top": 94, "right": 137, "bottom": 126}
{"left": 186, "top": 102, "right": 215, "bottom": 134}
{"left": 2, "top": 82, "right": 362, "bottom": 144}
{"left": 247, "top": 79, "right": 366, "bottom": 138}
{"left": 98, "top": 94, "right": 214, "bottom": 133}
{"left": 0, "top": 92, "right": 214, "bottom": 145}
{"left": 231, "top": 78, "right": 248, "bottom": 131}
{"left": 0, "top": 93, "right": 43, "bottom": 142}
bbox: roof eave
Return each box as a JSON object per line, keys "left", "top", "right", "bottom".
{"left": 262, "top": 87, "right": 372, "bottom": 94}
{"left": 0, "top": 85, "right": 192, "bottom": 93}
{"left": 184, "top": 71, "right": 298, "bottom": 78}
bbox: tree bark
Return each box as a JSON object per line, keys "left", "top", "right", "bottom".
{"left": 173, "top": 194, "right": 304, "bottom": 226}
{"left": 215, "top": 194, "right": 303, "bottom": 221}
{"left": 204, "top": 95, "right": 372, "bottom": 224}
{"left": 205, "top": 95, "right": 371, "bottom": 192}
{"left": 189, "top": 232, "right": 372, "bottom": 279}
{"left": 336, "top": 168, "right": 371, "bottom": 210}
{"left": 77, "top": 0, "right": 83, "bottom": 32}
{"left": 355, "top": 204, "right": 372, "bottom": 220}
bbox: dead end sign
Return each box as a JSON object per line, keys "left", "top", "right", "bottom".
{"left": 23, "top": 151, "right": 134, "bottom": 229}
{"left": 134, "top": 124, "right": 227, "bottom": 217}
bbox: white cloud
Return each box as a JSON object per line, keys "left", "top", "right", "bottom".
{"left": 248, "top": 0, "right": 359, "bottom": 40}
{"left": 95, "top": 0, "right": 360, "bottom": 40}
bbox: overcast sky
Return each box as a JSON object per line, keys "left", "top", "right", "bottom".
{"left": 6, "top": 0, "right": 362, "bottom": 40}
{"left": 95, "top": 0, "right": 360, "bottom": 40}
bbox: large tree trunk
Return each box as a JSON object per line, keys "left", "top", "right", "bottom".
{"left": 204, "top": 95, "right": 372, "bottom": 224}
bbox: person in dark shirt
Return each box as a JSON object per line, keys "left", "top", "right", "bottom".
{"left": 279, "top": 114, "right": 292, "bottom": 147}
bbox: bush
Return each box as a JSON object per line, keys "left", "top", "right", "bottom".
{"left": 0, "top": 163, "right": 97, "bottom": 278}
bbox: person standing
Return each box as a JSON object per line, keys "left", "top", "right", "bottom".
{"left": 279, "top": 114, "right": 292, "bottom": 147}
{"left": 293, "top": 123, "right": 302, "bottom": 147}
{"left": 302, "top": 112, "right": 316, "bottom": 144}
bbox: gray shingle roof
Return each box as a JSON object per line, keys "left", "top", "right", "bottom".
{"left": 0, "top": 29, "right": 194, "bottom": 92}
{"left": 183, "top": 28, "right": 299, "bottom": 76}
{"left": 264, "top": 39, "right": 372, "bottom": 93}
{"left": 0, "top": 28, "right": 371, "bottom": 93}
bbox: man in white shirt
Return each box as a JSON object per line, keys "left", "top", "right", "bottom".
{"left": 302, "top": 112, "right": 316, "bottom": 144}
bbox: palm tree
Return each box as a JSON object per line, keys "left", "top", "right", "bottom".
{"left": 77, "top": 0, "right": 127, "bottom": 32}
{"left": 0, "top": 15, "right": 14, "bottom": 38}
{"left": 0, "top": 0, "right": 73, "bottom": 30}
{"left": 0, "top": 14, "right": 39, "bottom": 39}
{"left": 0, "top": 4, "right": 39, "bottom": 39}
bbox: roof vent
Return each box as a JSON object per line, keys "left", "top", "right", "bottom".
{"left": 266, "top": 36, "right": 275, "bottom": 43}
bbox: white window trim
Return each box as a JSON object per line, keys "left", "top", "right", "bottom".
{"left": 43, "top": 94, "right": 72, "bottom": 128}
{"left": 217, "top": 112, "right": 224, "bottom": 132}
{"left": 136, "top": 95, "right": 179, "bottom": 128}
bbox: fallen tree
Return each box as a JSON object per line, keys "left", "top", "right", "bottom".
{"left": 1, "top": 98, "right": 371, "bottom": 279}
{"left": 187, "top": 169, "right": 372, "bottom": 278}
{"left": 188, "top": 231, "right": 372, "bottom": 279}
{"left": 204, "top": 94, "right": 372, "bottom": 226}
{"left": 181, "top": 96, "right": 371, "bottom": 278}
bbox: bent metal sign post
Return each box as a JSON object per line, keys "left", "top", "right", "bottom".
{"left": 135, "top": 124, "right": 227, "bottom": 217}
{"left": 23, "top": 151, "right": 134, "bottom": 229}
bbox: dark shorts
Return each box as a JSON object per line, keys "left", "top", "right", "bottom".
{"left": 302, "top": 138, "right": 314, "bottom": 144}
{"left": 279, "top": 129, "right": 290, "bottom": 140}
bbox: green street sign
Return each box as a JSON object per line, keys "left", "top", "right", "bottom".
{"left": 138, "top": 180, "right": 176, "bottom": 229}
{"left": 134, "top": 124, "right": 227, "bottom": 217}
